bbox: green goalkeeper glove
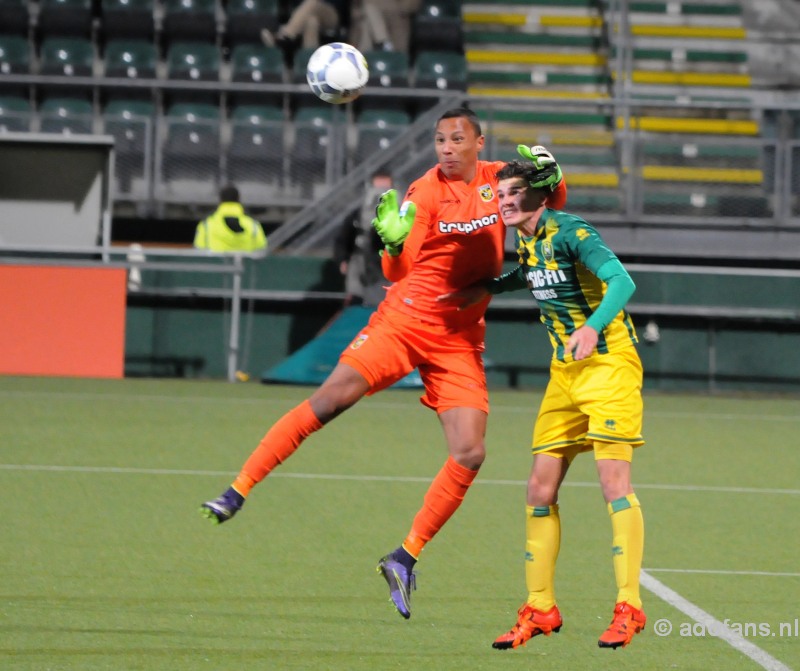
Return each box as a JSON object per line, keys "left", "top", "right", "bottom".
{"left": 371, "top": 189, "right": 416, "bottom": 256}
{"left": 517, "top": 144, "right": 563, "bottom": 191}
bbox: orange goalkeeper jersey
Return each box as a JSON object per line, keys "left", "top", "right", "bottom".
{"left": 379, "top": 160, "right": 508, "bottom": 329}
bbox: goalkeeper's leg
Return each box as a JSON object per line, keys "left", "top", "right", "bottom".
{"left": 199, "top": 363, "right": 371, "bottom": 524}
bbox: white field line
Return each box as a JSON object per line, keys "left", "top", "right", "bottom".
{"left": 641, "top": 570, "right": 793, "bottom": 671}
{"left": 1, "top": 389, "right": 799, "bottom": 423}
{"left": 0, "top": 464, "right": 798, "bottom": 496}
{"left": 646, "top": 568, "right": 800, "bottom": 578}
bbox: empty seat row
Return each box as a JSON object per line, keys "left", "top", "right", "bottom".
{"left": 1, "top": 0, "right": 462, "bottom": 54}
{"left": 0, "top": 0, "right": 280, "bottom": 44}
{"left": 0, "top": 36, "right": 467, "bottom": 111}
{"left": 0, "top": 94, "right": 413, "bottom": 201}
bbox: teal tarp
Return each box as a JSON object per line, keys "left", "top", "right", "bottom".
{"left": 261, "top": 305, "right": 423, "bottom": 388}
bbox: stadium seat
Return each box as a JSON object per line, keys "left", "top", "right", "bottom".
{"left": 165, "top": 41, "right": 221, "bottom": 105}
{"left": 0, "top": 0, "right": 30, "bottom": 37}
{"left": 291, "top": 105, "right": 334, "bottom": 193}
{"left": 226, "top": 0, "right": 279, "bottom": 45}
{"left": 413, "top": 50, "right": 467, "bottom": 90}
{"left": 103, "top": 99, "right": 155, "bottom": 196}
{"left": 410, "top": 0, "right": 463, "bottom": 58}
{"left": 413, "top": 50, "right": 467, "bottom": 111}
{"left": 292, "top": 47, "right": 329, "bottom": 105}
{"left": 358, "top": 50, "right": 409, "bottom": 113}
{"left": 227, "top": 104, "right": 285, "bottom": 187}
{"left": 0, "top": 34, "right": 29, "bottom": 74}
{"left": 39, "top": 98, "right": 94, "bottom": 134}
{"left": 100, "top": 0, "right": 155, "bottom": 41}
{"left": 39, "top": 37, "right": 95, "bottom": 100}
{"left": 104, "top": 39, "right": 156, "bottom": 77}
{"left": 0, "top": 34, "right": 30, "bottom": 97}
{"left": 38, "top": 0, "right": 94, "bottom": 39}
{"left": 353, "top": 109, "right": 410, "bottom": 165}
{"left": 161, "top": 102, "right": 221, "bottom": 185}
{"left": 364, "top": 50, "right": 410, "bottom": 89}
{"left": 0, "top": 95, "right": 33, "bottom": 132}
{"left": 229, "top": 43, "right": 285, "bottom": 106}
{"left": 162, "top": 0, "right": 217, "bottom": 45}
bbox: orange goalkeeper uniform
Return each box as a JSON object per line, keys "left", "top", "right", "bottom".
{"left": 339, "top": 161, "right": 567, "bottom": 412}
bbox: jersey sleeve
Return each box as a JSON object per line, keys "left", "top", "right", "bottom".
{"left": 564, "top": 217, "right": 618, "bottom": 274}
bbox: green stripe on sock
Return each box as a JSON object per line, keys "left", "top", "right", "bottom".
{"left": 609, "top": 496, "right": 632, "bottom": 513}
{"left": 532, "top": 506, "right": 553, "bottom": 517}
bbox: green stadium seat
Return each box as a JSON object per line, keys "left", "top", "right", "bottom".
{"left": 357, "top": 50, "right": 410, "bottom": 113}
{"left": 165, "top": 41, "right": 221, "bottom": 105}
{"left": 226, "top": 0, "right": 279, "bottom": 45}
{"left": 354, "top": 110, "right": 411, "bottom": 165}
{"left": 103, "top": 99, "right": 155, "bottom": 195}
{"left": 39, "top": 37, "right": 95, "bottom": 100}
{"left": 0, "top": 34, "right": 30, "bottom": 74}
{"left": 0, "top": 34, "right": 30, "bottom": 97}
{"left": 162, "top": 0, "right": 217, "bottom": 44}
{"left": 40, "top": 36, "right": 94, "bottom": 77}
{"left": 101, "top": 0, "right": 155, "bottom": 41}
{"left": 229, "top": 43, "right": 285, "bottom": 106}
{"left": 227, "top": 104, "right": 285, "bottom": 185}
{"left": 0, "top": 95, "right": 32, "bottom": 132}
{"left": 38, "top": 0, "right": 93, "bottom": 38}
{"left": 104, "top": 39, "right": 157, "bottom": 79}
{"left": 162, "top": 102, "right": 221, "bottom": 183}
{"left": 39, "top": 98, "right": 94, "bottom": 134}
{"left": 291, "top": 105, "right": 334, "bottom": 192}
{"left": 0, "top": 0, "right": 29, "bottom": 37}
{"left": 413, "top": 51, "right": 466, "bottom": 112}
{"left": 364, "top": 50, "right": 409, "bottom": 89}
{"left": 290, "top": 47, "right": 330, "bottom": 109}
{"left": 413, "top": 51, "right": 467, "bottom": 90}
{"left": 411, "top": 0, "right": 463, "bottom": 58}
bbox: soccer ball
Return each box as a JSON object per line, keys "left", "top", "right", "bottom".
{"left": 306, "top": 42, "right": 369, "bottom": 105}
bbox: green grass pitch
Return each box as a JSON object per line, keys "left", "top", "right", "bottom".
{"left": 1, "top": 376, "right": 798, "bottom": 670}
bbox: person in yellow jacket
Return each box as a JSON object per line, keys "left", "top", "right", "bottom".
{"left": 194, "top": 185, "right": 267, "bottom": 253}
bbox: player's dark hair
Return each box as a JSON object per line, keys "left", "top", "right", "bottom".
{"left": 220, "top": 184, "right": 240, "bottom": 202}
{"left": 437, "top": 105, "right": 482, "bottom": 136}
{"left": 496, "top": 160, "right": 542, "bottom": 185}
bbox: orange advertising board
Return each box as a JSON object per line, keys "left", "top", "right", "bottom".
{"left": 0, "top": 265, "right": 126, "bottom": 378}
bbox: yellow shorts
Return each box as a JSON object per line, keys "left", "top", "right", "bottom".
{"left": 532, "top": 346, "right": 644, "bottom": 462}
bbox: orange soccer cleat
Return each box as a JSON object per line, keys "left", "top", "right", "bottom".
{"left": 492, "top": 604, "right": 563, "bottom": 650}
{"left": 598, "top": 601, "right": 646, "bottom": 649}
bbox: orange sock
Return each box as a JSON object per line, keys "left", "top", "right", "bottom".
{"left": 402, "top": 456, "right": 479, "bottom": 558}
{"left": 231, "top": 400, "right": 323, "bottom": 497}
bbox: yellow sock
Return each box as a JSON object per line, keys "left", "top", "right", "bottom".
{"left": 607, "top": 493, "right": 644, "bottom": 610}
{"left": 524, "top": 504, "right": 560, "bottom": 611}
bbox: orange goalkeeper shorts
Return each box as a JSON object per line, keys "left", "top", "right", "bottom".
{"left": 339, "top": 306, "right": 489, "bottom": 414}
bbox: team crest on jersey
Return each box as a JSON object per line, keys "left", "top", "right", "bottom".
{"left": 576, "top": 228, "right": 590, "bottom": 241}
{"left": 478, "top": 184, "right": 494, "bottom": 202}
{"left": 350, "top": 334, "right": 368, "bottom": 350}
{"left": 542, "top": 240, "right": 554, "bottom": 263}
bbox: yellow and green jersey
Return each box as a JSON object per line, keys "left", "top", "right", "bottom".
{"left": 507, "top": 208, "right": 638, "bottom": 362}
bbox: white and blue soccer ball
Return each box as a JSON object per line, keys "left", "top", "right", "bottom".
{"left": 306, "top": 42, "right": 369, "bottom": 105}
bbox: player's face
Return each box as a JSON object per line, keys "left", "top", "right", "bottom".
{"left": 497, "top": 177, "right": 548, "bottom": 235}
{"left": 434, "top": 117, "right": 484, "bottom": 182}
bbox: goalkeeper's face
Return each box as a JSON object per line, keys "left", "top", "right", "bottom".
{"left": 434, "top": 117, "right": 485, "bottom": 182}
{"left": 497, "top": 177, "right": 548, "bottom": 235}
